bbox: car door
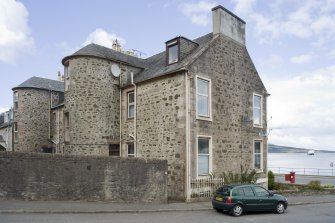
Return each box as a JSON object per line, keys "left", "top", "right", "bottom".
{"left": 239, "top": 186, "right": 259, "bottom": 211}
{"left": 252, "top": 186, "right": 277, "bottom": 211}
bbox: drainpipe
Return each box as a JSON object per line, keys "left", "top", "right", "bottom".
{"left": 49, "top": 89, "right": 52, "bottom": 141}
{"left": 119, "top": 63, "right": 122, "bottom": 157}
{"left": 58, "top": 108, "right": 60, "bottom": 153}
{"left": 131, "top": 72, "right": 137, "bottom": 156}
{"left": 12, "top": 121, "right": 14, "bottom": 152}
{"left": 5, "top": 123, "right": 9, "bottom": 148}
{"left": 185, "top": 71, "right": 191, "bottom": 202}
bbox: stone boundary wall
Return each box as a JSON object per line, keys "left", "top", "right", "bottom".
{"left": 0, "top": 152, "right": 167, "bottom": 203}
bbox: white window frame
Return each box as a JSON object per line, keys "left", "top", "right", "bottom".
{"left": 64, "top": 62, "right": 70, "bottom": 91}
{"left": 253, "top": 93, "right": 262, "bottom": 127}
{"left": 13, "top": 91, "right": 18, "bottom": 111}
{"left": 196, "top": 76, "right": 212, "bottom": 121}
{"left": 127, "top": 143, "right": 135, "bottom": 157}
{"left": 196, "top": 135, "right": 212, "bottom": 177}
{"left": 167, "top": 40, "right": 179, "bottom": 64}
{"left": 127, "top": 91, "right": 135, "bottom": 118}
{"left": 13, "top": 122, "right": 18, "bottom": 143}
{"left": 64, "top": 112, "right": 70, "bottom": 142}
{"left": 253, "top": 140, "right": 263, "bottom": 171}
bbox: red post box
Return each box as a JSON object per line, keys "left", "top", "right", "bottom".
{"left": 290, "top": 171, "right": 295, "bottom": 183}
{"left": 285, "top": 174, "right": 290, "bottom": 181}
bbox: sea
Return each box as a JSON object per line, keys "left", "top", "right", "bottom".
{"left": 268, "top": 152, "right": 335, "bottom": 176}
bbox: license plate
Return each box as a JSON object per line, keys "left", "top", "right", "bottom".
{"left": 215, "top": 197, "right": 224, "bottom": 201}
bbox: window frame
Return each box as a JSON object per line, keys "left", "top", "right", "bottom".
{"left": 127, "top": 143, "right": 135, "bottom": 157}
{"left": 253, "top": 93, "right": 263, "bottom": 127}
{"left": 196, "top": 76, "right": 212, "bottom": 121}
{"left": 64, "top": 61, "right": 70, "bottom": 91}
{"left": 196, "top": 135, "right": 212, "bottom": 177}
{"left": 13, "top": 91, "right": 19, "bottom": 111}
{"left": 166, "top": 39, "right": 179, "bottom": 65}
{"left": 64, "top": 112, "right": 70, "bottom": 142}
{"left": 127, "top": 91, "right": 135, "bottom": 119}
{"left": 254, "top": 140, "right": 263, "bottom": 171}
{"left": 13, "top": 122, "right": 18, "bottom": 143}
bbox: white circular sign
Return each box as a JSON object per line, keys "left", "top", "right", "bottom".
{"left": 111, "top": 64, "right": 121, "bottom": 77}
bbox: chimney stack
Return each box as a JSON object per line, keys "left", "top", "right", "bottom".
{"left": 212, "top": 5, "right": 246, "bottom": 45}
{"left": 58, "top": 71, "right": 61, "bottom": 81}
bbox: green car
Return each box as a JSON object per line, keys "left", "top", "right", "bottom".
{"left": 212, "top": 184, "right": 288, "bottom": 216}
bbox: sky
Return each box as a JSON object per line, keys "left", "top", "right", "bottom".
{"left": 0, "top": 0, "right": 334, "bottom": 151}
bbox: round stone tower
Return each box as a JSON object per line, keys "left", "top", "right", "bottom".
{"left": 61, "top": 44, "right": 121, "bottom": 156}
{"left": 12, "top": 77, "right": 64, "bottom": 152}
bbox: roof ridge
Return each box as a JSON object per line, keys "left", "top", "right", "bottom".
{"left": 62, "top": 43, "right": 146, "bottom": 67}
{"left": 12, "top": 76, "right": 65, "bottom": 92}
{"left": 29, "top": 76, "right": 63, "bottom": 83}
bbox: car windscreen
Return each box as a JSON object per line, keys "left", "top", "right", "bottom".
{"left": 216, "top": 186, "right": 231, "bottom": 196}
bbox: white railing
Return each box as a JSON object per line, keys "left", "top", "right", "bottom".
{"left": 190, "top": 178, "right": 224, "bottom": 198}
{"left": 269, "top": 167, "right": 335, "bottom": 176}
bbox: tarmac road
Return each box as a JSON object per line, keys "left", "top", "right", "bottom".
{"left": 1, "top": 203, "right": 335, "bottom": 223}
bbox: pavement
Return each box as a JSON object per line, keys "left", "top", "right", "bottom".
{"left": 1, "top": 194, "right": 335, "bottom": 214}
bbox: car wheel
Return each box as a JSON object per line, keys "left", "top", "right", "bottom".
{"left": 275, "top": 202, "right": 285, "bottom": 214}
{"left": 231, "top": 204, "right": 243, "bottom": 216}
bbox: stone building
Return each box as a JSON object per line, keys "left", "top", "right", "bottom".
{"left": 12, "top": 77, "right": 64, "bottom": 153}
{"left": 60, "top": 5, "right": 269, "bottom": 200}
{"left": 0, "top": 109, "right": 13, "bottom": 151}
{"left": 10, "top": 5, "right": 269, "bottom": 201}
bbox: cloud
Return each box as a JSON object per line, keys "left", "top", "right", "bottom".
{"left": 241, "top": 0, "right": 335, "bottom": 45}
{"left": 231, "top": 0, "right": 257, "bottom": 15}
{"left": 290, "top": 54, "right": 314, "bottom": 64}
{"left": 0, "top": 107, "right": 9, "bottom": 113}
{"left": 266, "top": 65, "right": 335, "bottom": 150}
{"left": 259, "top": 54, "right": 283, "bottom": 69}
{"left": 179, "top": 1, "right": 217, "bottom": 26}
{"left": 82, "top": 28, "right": 126, "bottom": 48}
{"left": 0, "top": 0, "right": 34, "bottom": 64}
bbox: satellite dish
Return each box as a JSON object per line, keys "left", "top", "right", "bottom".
{"left": 111, "top": 64, "right": 121, "bottom": 77}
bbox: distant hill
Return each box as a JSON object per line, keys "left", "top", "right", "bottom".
{"left": 268, "top": 144, "right": 335, "bottom": 153}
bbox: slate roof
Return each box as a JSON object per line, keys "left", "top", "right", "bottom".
{"left": 0, "top": 121, "right": 11, "bottom": 129}
{"left": 62, "top": 32, "right": 215, "bottom": 83}
{"left": 62, "top": 44, "right": 146, "bottom": 68}
{"left": 0, "top": 114, "right": 3, "bottom": 125}
{"left": 135, "top": 33, "right": 214, "bottom": 83}
{"left": 12, "top": 77, "right": 64, "bottom": 92}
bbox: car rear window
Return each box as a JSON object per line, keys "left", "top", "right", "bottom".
{"left": 216, "top": 186, "right": 231, "bottom": 196}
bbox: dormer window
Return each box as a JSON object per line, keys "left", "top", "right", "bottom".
{"left": 166, "top": 40, "right": 179, "bottom": 65}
